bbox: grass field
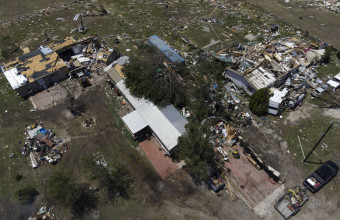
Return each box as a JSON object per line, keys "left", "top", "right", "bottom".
{"left": 243, "top": 0, "right": 340, "bottom": 49}
{"left": 0, "top": 0, "right": 73, "bottom": 20}
{"left": 281, "top": 107, "right": 340, "bottom": 195}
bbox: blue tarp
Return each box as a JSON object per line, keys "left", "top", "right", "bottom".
{"left": 39, "top": 128, "right": 47, "bottom": 135}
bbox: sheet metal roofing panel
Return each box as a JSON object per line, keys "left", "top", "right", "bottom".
{"left": 106, "top": 67, "right": 122, "bottom": 84}
{"left": 327, "top": 80, "right": 340, "bottom": 88}
{"left": 3, "top": 67, "right": 28, "bottom": 89}
{"left": 269, "top": 88, "right": 289, "bottom": 104}
{"left": 160, "top": 105, "right": 188, "bottom": 134}
{"left": 147, "top": 35, "right": 184, "bottom": 64}
{"left": 334, "top": 73, "right": 340, "bottom": 81}
{"left": 116, "top": 80, "right": 185, "bottom": 152}
{"left": 268, "top": 108, "right": 279, "bottom": 115}
{"left": 39, "top": 46, "right": 53, "bottom": 55}
{"left": 122, "top": 110, "right": 148, "bottom": 134}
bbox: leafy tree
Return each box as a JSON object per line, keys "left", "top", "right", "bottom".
{"left": 100, "top": 165, "right": 133, "bottom": 201}
{"left": 48, "top": 170, "right": 79, "bottom": 205}
{"left": 174, "top": 122, "right": 215, "bottom": 182}
{"left": 321, "top": 45, "right": 336, "bottom": 64}
{"left": 14, "top": 186, "right": 37, "bottom": 204}
{"left": 82, "top": 157, "right": 133, "bottom": 202}
{"left": 249, "top": 88, "right": 269, "bottom": 116}
{"left": 48, "top": 170, "right": 98, "bottom": 218}
{"left": 336, "top": 50, "right": 340, "bottom": 60}
{"left": 15, "top": 173, "right": 23, "bottom": 181}
{"left": 70, "top": 184, "right": 98, "bottom": 218}
{"left": 122, "top": 45, "right": 187, "bottom": 108}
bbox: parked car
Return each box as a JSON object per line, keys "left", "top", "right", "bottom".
{"left": 312, "top": 84, "right": 329, "bottom": 97}
{"left": 303, "top": 160, "right": 339, "bottom": 193}
{"left": 288, "top": 93, "right": 306, "bottom": 109}
{"left": 206, "top": 167, "right": 225, "bottom": 193}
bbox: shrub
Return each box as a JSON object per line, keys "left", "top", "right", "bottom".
{"left": 336, "top": 50, "right": 340, "bottom": 60}
{"left": 14, "top": 186, "right": 37, "bottom": 204}
{"left": 15, "top": 173, "right": 23, "bottom": 181}
{"left": 249, "top": 88, "right": 269, "bottom": 116}
{"left": 48, "top": 169, "right": 99, "bottom": 218}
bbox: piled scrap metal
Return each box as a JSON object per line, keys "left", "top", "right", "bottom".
{"left": 275, "top": 186, "right": 309, "bottom": 220}
{"left": 23, "top": 122, "right": 68, "bottom": 168}
{"left": 29, "top": 206, "right": 56, "bottom": 220}
{"left": 308, "top": 0, "right": 340, "bottom": 13}
{"left": 209, "top": 121, "right": 238, "bottom": 150}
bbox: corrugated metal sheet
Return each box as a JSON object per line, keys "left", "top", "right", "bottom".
{"left": 116, "top": 80, "right": 188, "bottom": 153}
{"left": 160, "top": 105, "right": 187, "bottom": 134}
{"left": 334, "top": 73, "right": 340, "bottom": 82}
{"left": 3, "top": 67, "right": 28, "bottom": 89}
{"left": 147, "top": 35, "right": 184, "bottom": 64}
{"left": 122, "top": 110, "right": 148, "bottom": 134}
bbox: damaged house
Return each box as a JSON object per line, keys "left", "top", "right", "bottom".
{"left": 224, "top": 39, "right": 302, "bottom": 95}
{"left": 1, "top": 35, "right": 116, "bottom": 97}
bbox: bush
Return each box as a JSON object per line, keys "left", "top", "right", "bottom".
{"left": 70, "top": 184, "right": 98, "bottom": 218}
{"left": 82, "top": 157, "right": 133, "bottom": 202}
{"left": 47, "top": 170, "right": 78, "bottom": 205}
{"left": 249, "top": 88, "right": 269, "bottom": 116}
{"left": 122, "top": 45, "right": 187, "bottom": 108}
{"left": 336, "top": 50, "right": 340, "bottom": 60}
{"left": 174, "top": 122, "right": 215, "bottom": 182}
{"left": 15, "top": 173, "right": 23, "bottom": 181}
{"left": 48, "top": 170, "right": 98, "bottom": 218}
{"left": 14, "top": 186, "right": 37, "bottom": 204}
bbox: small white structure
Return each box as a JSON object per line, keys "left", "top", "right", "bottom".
{"left": 327, "top": 73, "right": 340, "bottom": 91}
{"left": 268, "top": 88, "right": 289, "bottom": 115}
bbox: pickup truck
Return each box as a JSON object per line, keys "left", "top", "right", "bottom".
{"left": 275, "top": 186, "right": 309, "bottom": 220}
{"left": 303, "top": 160, "right": 339, "bottom": 193}
{"left": 206, "top": 168, "right": 225, "bottom": 193}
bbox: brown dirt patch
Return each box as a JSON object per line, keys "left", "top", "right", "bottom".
{"left": 139, "top": 137, "right": 179, "bottom": 179}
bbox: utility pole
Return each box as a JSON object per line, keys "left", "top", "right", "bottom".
{"left": 303, "top": 121, "right": 333, "bottom": 163}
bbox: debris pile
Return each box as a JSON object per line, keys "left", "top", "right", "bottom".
{"left": 308, "top": 0, "right": 340, "bottom": 13}
{"left": 275, "top": 186, "right": 309, "bottom": 220}
{"left": 29, "top": 206, "right": 56, "bottom": 220}
{"left": 23, "top": 122, "right": 68, "bottom": 168}
{"left": 83, "top": 117, "right": 96, "bottom": 128}
{"left": 209, "top": 121, "right": 241, "bottom": 163}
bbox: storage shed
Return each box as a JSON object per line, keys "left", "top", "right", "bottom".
{"left": 147, "top": 35, "right": 185, "bottom": 65}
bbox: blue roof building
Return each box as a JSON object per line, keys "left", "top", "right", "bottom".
{"left": 147, "top": 35, "right": 185, "bottom": 65}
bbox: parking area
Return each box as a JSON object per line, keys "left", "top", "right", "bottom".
{"left": 139, "top": 137, "right": 179, "bottom": 179}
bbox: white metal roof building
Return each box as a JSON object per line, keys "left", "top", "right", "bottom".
{"left": 116, "top": 80, "right": 188, "bottom": 155}
{"left": 122, "top": 110, "right": 148, "bottom": 134}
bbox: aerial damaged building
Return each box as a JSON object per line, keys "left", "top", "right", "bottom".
{"left": 1, "top": 35, "right": 114, "bottom": 97}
